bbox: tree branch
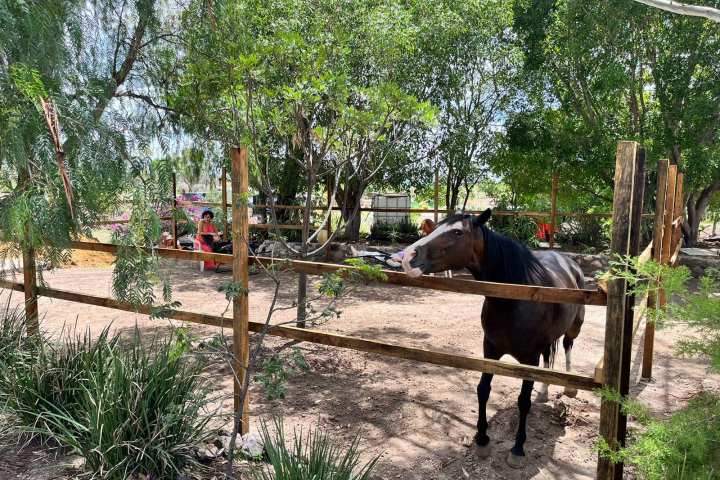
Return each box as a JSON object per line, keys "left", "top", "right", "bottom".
{"left": 633, "top": 0, "right": 720, "bottom": 22}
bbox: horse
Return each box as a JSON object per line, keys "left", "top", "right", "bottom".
{"left": 418, "top": 218, "right": 452, "bottom": 278}
{"left": 396, "top": 209, "right": 585, "bottom": 468}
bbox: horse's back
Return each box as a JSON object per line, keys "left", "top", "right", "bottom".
{"left": 533, "top": 251, "right": 585, "bottom": 290}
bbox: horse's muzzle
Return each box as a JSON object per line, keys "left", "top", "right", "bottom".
{"left": 401, "top": 248, "right": 424, "bottom": 278}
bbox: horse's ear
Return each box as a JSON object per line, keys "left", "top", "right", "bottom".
{"left": 472, "top": 208, "right": 492, "bottom": 227}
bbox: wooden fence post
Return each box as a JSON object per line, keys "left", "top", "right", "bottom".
{"left": 221, "top": 167, "right": 229, "bottom": 241}
{"left": 172, "top": 173, "right": 178, "bottom": 248}
{"left": 231, "top": 147, "right": 250, "bottom": 435}
{"left": 670, "top": 173, "right": 684, "bottom": 257}
{"left": 597, "top": 141, "right": 641, "bottom": 480}
{"left": 614, "top": 147, "right": 646, "bottom": 479}
{"left": 549, "top": 172, "right": 559, "bottom": 249}
{"left": 660, "top": 165, "right": 678, "bottom": 265}
{"left": 642, "top": 159, "right": 669, "bottom": 379}
{"left": 22, "top": 243, "right": 39, "bottom": 336}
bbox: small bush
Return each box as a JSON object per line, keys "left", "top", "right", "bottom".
{"left": 252, "top": 417, "right": 380, "bottom": 480}
{"left": 0, "top": 301, "right": 32, "bottom": 404}
{"left": 369, "top": 219, "right": 419, "bottom": 243}
{"left": 2, "top": 325, "right": 215, "bottom": 480}
{"left": 489, "top": 215, "right": 540, "bottom": 247}
{"left": 620, "top": 393, "right": 720, "bottom": 480}
{"left": 555, "top": 216, "right": 609, "bottom": 249}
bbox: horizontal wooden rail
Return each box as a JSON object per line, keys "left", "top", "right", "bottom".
{"left": 179, "top": 200, "right": 636, "bottom": 218}
{"left": 1, "top": 282, "right": 600, "bottom": 391}
{"left": 68, "top": 241, "right": 607, "bottom": 306}
{"left": 98, "top": 218, "right": 304, "bottom": 230}
{"left": 0, "top": 279, "right": 24, "bottom": 292}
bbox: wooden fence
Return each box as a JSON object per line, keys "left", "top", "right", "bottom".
{"left": 5, "top": 141, "right": 683, "bottom": 480}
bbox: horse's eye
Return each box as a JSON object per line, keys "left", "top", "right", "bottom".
{"left": 454, "top": 229, "right": 464, "bottom": 236}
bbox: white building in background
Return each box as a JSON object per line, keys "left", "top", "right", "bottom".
{"left": 371, "top": 193, "right": 410, "bottom": 226}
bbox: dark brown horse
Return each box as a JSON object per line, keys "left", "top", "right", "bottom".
{"left": 397, "top": 209, "right": 584, "bottom": 468}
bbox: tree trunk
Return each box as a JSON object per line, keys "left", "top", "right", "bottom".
{"left": 684, "top": 180, "right": 720, "bottom": 246}
{"left": 296, "top": 161, "right": 315, "bottom": 329}
{"left": 337, "top": 181, "right": 363, "bottom": 242}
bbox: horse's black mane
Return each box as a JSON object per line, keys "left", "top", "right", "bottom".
{"left": 439, "top": 214, "right": 549, "bottom": 285}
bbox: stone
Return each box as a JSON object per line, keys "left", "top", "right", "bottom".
{"left": 196, "top": 443, "right": 223, "bottom": 463}
{"left": 220, "top": 431, "right": 265, "bottom": 459}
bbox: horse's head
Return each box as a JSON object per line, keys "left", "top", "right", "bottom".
{"left": 398, "top": 209, "right": 491, "bottom": 278}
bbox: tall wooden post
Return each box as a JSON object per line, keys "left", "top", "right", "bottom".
{"left": 549, "top": 172, "right": 559, "bottom": 249}
{"left": 614, "top": 147, "right": 646, "bottom": 480}
{"left": 660, "top": 165, "right": 678, "bottom": 265}
{"left": 172, "top": 173, "right": 178, "bottom": 248}
{"left": 642, "top": 159, "right": 669, "bottom": 379}
{"left": 433, "top": 167, "right": 439, "bottom": 224}
{"left": 22, "top": 244, "right": 39, "bottom": 336}
{"left": 231, "top": 147, "right": 250, "bottom": 435}
{"left": 670, "top": 173, "right": 684, "bottom": 256}
{"left": 221, "top": 167, "right": 229, "bottom": 241}
{"left": 597, "top": 141, "right": 641, "bottom": 480}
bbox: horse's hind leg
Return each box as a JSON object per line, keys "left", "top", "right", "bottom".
{"left": 536, "top": 345, "right": 551, "bottom": 403}
{"left": 563, "top": 307, "right": 584, "bottom": 398}
{"left": 507, "top": 354, "right": 540, "bottom": 469}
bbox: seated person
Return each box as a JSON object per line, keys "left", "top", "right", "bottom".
{"left": 196, "top": 210, "right": 220, "bottom": 270}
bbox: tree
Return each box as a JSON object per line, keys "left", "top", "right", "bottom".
{"left": 0, "top": 0, "right": 177, "bottom": 274}
{"left": 510, "top": 0, "right": 720, "bottom": 245}
{"left": 393, "top": 0, "right": 520, "bottom": 212}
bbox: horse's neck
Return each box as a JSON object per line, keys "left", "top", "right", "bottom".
{"left": 466, "top": 232, "right": 544, "bottom": 286}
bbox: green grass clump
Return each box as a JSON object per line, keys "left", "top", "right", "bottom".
{"left": 0, "top": 319, "right": 215, "bottom": 480}
{"left": 626, "top": 393, "right": 720, "bottom": 480}
{"left": 252, "top": 417, "right": 380, "bottom": 480}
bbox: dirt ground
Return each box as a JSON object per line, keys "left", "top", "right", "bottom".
{"left": 1, "top": 260, "right": 718, "bottom": 480}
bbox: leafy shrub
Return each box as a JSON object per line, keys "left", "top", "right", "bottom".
{"left": 0, "top": 301, "right": 32, "bottom": 404}
{"left": 369, "top": 219, "right": 419, "bottom": 243}
{"left": 254, "top": 348, "right": 311, "bottom": 400}
{"left": 601, "top": 261, "right": 720, "bottom": 479}
{"left": 2, "top": 325, "right": 215, "bottom": 480}
{"left": 555, "top": 216, "right": 609, "bottom": 249}
{"left": 489, "top": 215, "right": 540, "bottom": 247}
{"left": 252, "top": 417, "right": 380, "bottom": 480}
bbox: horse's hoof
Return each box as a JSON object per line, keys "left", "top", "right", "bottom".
{"left": 506, "top": 451, "right": 527, "bottom": 469}
{"left": 472, "top": 442, "right": 493, "bottom": 459}
{"left": 564, "top": 387, "right": 578, "bottom": 398}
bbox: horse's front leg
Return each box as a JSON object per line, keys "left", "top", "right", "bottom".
{"left": 507, "top": 354, "right": 540, "bottom": 469}
{"left": 474, "top": 340, "right": 501, "bottom": 458}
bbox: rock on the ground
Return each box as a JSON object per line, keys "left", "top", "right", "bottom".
{"left": 218, "top": 431, "right": 265, "bottom": 459}
{"left": 195, "top": 443, "right": 224, "bottom": 463}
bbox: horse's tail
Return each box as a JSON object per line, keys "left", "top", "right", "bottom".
{"left": 548, "top": 338, "right": 559, "bottom": 369}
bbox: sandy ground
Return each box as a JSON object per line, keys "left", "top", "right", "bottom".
{"left": 1, "top": 260, "right": 718, "bottom": 480}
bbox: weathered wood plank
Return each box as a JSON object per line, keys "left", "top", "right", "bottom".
{"left": 598, "top": 141, "right": 638, "bottom": 480}
{"left": 643, "top": 159, "right": 669, "bottom": 379}
{"left": 30, "top": 285, "right": 600, "bottom": 391}
{"left": 68, "top": 241, "right": 608, "bottom": 306}
{"left": 231, "top": 147, "right": 250, "bottom": 434}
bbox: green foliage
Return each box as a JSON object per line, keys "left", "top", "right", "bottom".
{"left": 555, "top": 216, "right": 610, "bottom": 250}
{"left": 670, "top": 269, "right": 720, "bottom": 371}
{"left": 254, "top": 348, "right": 311, "bottom": 400}
{"left": 342, "top": 258, "right": 388, "bottom": 283}
{"left": 489, "top": 215, "right": 540, "bottom": 248}
{"left": 601, "top": 257, "right": 720, "bottom": 478}
{"left": 1, "top": 325, "right": 214, "bottom": 479}
{"left": 598, "top": 390, "right": 720, "bottom": 480}
{"left": 369, "top": 220, "right": 420, "bottom": 244}
{"left": 252, "top": 417, "right": 380, "bottom": 480}
{"left": 0, "top": 300, "right": 32, "bottom": 404}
